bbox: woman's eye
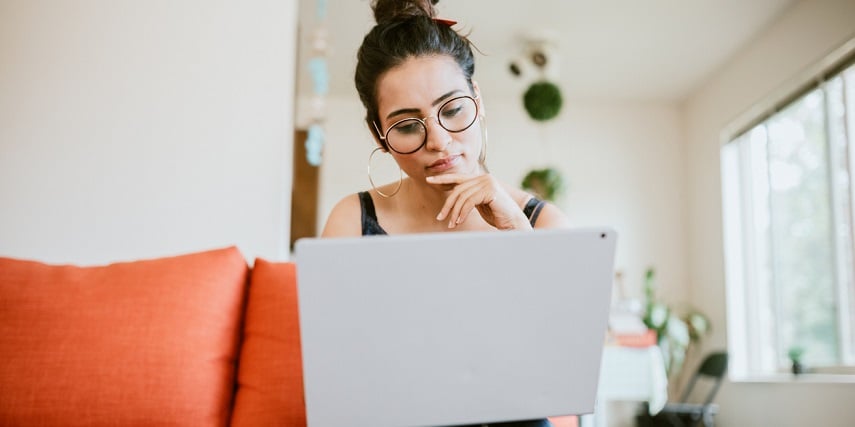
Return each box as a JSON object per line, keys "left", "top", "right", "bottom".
{"left": 393, "top": 122, "right": 423, "bottom": 135}
{"left": 441, "top": 106, "right": 463, "bottom": 118}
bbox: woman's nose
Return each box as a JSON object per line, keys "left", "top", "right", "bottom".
{"left": 424, "top": 117, "right": 451, "bottom": 151}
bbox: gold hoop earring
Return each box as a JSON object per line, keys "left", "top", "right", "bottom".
{"left": 368, "top": 147, "right": 403, "bottom": 198}
{"left": 479, "top": 116, "right": 489, "bottom": 172}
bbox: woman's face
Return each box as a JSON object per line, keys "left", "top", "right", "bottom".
{"left": 374, "top": 55, "right": 483, "bottom": 182}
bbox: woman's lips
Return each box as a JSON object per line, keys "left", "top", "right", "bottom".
{"left": 427, "top": 155, "right": 460, "bottom": 173}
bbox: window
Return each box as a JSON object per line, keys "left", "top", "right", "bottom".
{"left": 722, "top": 60, "right": 855, "bottom": 379}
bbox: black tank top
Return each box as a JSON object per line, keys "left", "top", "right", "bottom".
{"left": 358, "top": 191, "right": 546, "bottom": 236}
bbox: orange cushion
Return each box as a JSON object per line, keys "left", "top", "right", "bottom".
{"left": 231, "top": 260, "right": 306, "bottom": 427}
{"left": 0, "top": 247, "right": 249, "bottom": 427}
{"left": 548, "top": 415, "right": 579, "bottom": 427}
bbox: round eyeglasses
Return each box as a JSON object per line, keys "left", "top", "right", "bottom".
{"left": 374, "top": 95, "right": 479, "bottom": 154}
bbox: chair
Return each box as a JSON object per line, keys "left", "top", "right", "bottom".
{"left": 636, "top": 351, "right": 728, "bottom": 427}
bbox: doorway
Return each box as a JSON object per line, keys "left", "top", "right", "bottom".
{"left": 289, "top": 129, "right": 320, "bottom": 250}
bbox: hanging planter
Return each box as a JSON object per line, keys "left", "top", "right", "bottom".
{"left": 521, "top": 167, "right": 564, "bottom": 201}
{"left": 523, "top": 80, "right": 563, "bottom": 121}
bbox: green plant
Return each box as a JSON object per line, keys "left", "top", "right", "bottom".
{"left": 523, "top": 80, "right": 563, "bottom": 121}
{"left": 788, "top": 346, "right": 805, "bottom": 363}
{"left": 521, "top": 167, "right": 564, "bottom": 201}
{"left": 788, "top": 345, "right": 806, "bottom": 375}
{"left": 642, "top": 267, "right": 710, "bottom": 379}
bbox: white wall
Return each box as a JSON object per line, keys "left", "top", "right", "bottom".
{"left": 0, "top": 0, "right": 298, "bottom": 264}
{"left": 684, "top": 0, "right": 855, "bottom": 425}
{"left": 310, "top": 94, "right": 689, "bottom": 308}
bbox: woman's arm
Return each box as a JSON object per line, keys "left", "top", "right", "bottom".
{"left": 532, "top": 202, "right": 572, "bottom": 229}
{"left": 320, "top": 194, "right": 363, "bottom": 237}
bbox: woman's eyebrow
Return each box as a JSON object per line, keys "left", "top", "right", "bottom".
{"left": 431, "top": 89, "right": 462, "bottom": 106}
{"left": 386, "top": 107, "right": 420, "bottom": 120}
{"left": 384, "top": 90, "right": 464, "bottom": 120}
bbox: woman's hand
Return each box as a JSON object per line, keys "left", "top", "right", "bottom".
{"left": 425, "top": 173, "right": 531, "bottom": 230}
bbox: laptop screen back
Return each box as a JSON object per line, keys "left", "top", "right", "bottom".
{"left": 295, "top": 228, "right": 616, "bottom": 427}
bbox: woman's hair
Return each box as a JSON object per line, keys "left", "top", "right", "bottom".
{"left": 355, "top": 0, "right": 476, "bottom": 148}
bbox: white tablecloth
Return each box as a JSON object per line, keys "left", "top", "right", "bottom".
{"left": 580, "top": 345, "right": 668, "bottom": 427}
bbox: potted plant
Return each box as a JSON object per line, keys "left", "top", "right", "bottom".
{"left": 642, "top": 267, "right": 710, "bottom": 383}
{"left": 788, "top": 346, "right": 805, "bottom": 375}
{"left": 523, "top": 80, "right": 563, "bottom": 122}
{"left": 521, "top": 167, "right": 564, "bottom": 201}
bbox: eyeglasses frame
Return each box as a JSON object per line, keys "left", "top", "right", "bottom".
{"left": 372, "top": 95, "right": 480, "bottom": 155}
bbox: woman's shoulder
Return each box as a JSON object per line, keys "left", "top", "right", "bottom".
{"left": 505, "top": 186, "right": 533, "bottom": 206}
{"left": 532, "top": 202, "right": 571, "bottom": 229}
{"left": 321, "top": 193, "right": 364, "bottom": 237}
{"left": 506, "top": 187, "right": 571, "bottom": 229}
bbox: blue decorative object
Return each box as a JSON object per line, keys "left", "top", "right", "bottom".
{"left": 306, "top": 124, "right": 324, "bottom": 166}
{"left": 308, "top": 57, "right": 329, "bottom": 96}
{"left": 315, "top": 0, "right": 327, "bottom": 20}
{"left": 304, "top": 0, "right": 329, "bottom": 166}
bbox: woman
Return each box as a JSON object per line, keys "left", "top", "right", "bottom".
{"left": 321, "top": 1, "right": 569, "bottom": 426}
{"left": 322, "top": 0, "right": 570, "bottom": 237}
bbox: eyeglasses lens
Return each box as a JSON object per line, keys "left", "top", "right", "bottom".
{"left": 386, "top": 96, "right": 477, "bottom": 154}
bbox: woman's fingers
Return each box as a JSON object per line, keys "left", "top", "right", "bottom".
{"left": 428, "top": 173, "right": 523, "bottom": 229}
{"left": 436, "top": 177, "right": 481, "bottom": 222}
{"left": 425, "top": 174, "right": 466, "bottom": 185}
{"left": 447, "top": 183, "right": 488, "bottom": 228}
{"left": 443, "top": 176, "right": 496, "bottom": 228}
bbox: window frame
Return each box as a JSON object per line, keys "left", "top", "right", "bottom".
{"left": 721, "top": 39, "right": 855, "bottom": 382}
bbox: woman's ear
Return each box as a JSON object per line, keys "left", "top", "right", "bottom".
{"left": 472, "top": 80, "right": 486, "bottom": 118}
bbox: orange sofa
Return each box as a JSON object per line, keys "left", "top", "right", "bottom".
{"left": 1, "top": 247, "right": 303, "bottom": 426}
{"left": 0, "top": 247, "right": 577, "bottom": 427}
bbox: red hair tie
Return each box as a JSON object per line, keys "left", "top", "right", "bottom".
{"left": 433, "top": 17, "right": 457, "bottom": 27}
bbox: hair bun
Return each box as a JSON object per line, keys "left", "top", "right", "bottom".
{"left": 371, "top": 0, "right": 438, "bottom": 24}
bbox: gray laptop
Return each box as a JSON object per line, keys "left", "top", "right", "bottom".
{"left": 295, "top": 228, "right": 617, "bottom": 427}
